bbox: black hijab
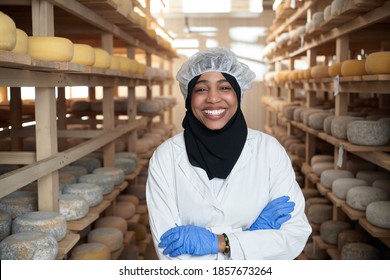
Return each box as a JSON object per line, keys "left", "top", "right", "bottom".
{"left": 182, "top": 72, "right": 248, "bottom": 180}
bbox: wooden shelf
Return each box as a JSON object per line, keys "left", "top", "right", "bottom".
{"left": 341, "top": 203, "right": 366, "bottom": 221}
{"left": 326, "top": 247, "right": 341, "bottom": 260}
{"left": 125, "top": 159, "right": 148, "bottom": 181}
{"left": 326, "top": 192, "right": 346, "bottom": 207}
{"left": 312, "top": 235, "right": 337, "bottom": 250}
{"left": 316, "top": 182, "right": 331, "bottom": 196}
{"left": 89, "top": 200, "right": 111, "bottom": 215}
{"left": 56, "top": 233, "right": 80, "bottom": 260}
{"left": 359, "top": 218, "right": 390, "bottom": 248}
{"left": 67, "top": 213, "right": 99, "bottom": 231}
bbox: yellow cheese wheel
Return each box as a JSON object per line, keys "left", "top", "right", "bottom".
{"left": 303, "top": 68, "right": 312, "bottom": 79}
{"left": 311, "top": 65, "right": 329, "bottom": 79}
{"left": 119, "top": 57, "right": 132, "bottom": 72}
{"left": 87, "top": 227, "right": 123, "bottom": 252}
{"left": 94, "top": 216, "right": 127, "bottom": 236}
{"left": 341, "top": 59, "right": 367, "bottom": 76}
{"left": 92, "top": 48, "right": 111, "bottom": 68}
{"left": 71, "top": 43, "right": 95, "bottom": 66}
{"left": 110, "top": 55, "right": 121, "bottom": 70}
{"left": 11, "top": 29, "right": 28, "bottom": 54}
{"left": 0, "top": 11, "right": 16, "bottom": 51}
{"left": 365, "top": 52, "right": 390, "bottom": 74}
{"left": 70, "top": 242, "right": 110, "bottom": 260}
{"left": 28, "top": 36, "right": 73, "bottom": 62}
{"left": 328, "top": 63, "right": 342, "bottom": 77}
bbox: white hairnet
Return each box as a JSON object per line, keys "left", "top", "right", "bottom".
{"left": 176, "top": 47, "right": 256, "bottom": 99}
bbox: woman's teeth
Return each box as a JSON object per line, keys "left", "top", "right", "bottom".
{"left": 204, "top": 109, "right": 226, "bottom": 115}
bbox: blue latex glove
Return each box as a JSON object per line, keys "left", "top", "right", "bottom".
{"left": 247, "top": 196, "right": 295, "bottom": 231}
{"left": 158, "top": 225, "right": 218, "bottom": 257}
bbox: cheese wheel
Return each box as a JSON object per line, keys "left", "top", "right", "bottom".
{"left": 12, "top": 211, "right": 67, "bottom": 241}
{"left": 11, "top": 28, "right": 28, "bottom": 54}
{"left": 94, "top": 216, "right": 127, "bottom": 236}
{"left": 72, "top": 156, "right": 102, "bottom": 173}
{"left": 356, "top": 170, "right": 390, "bottom": 185}
{"left": 119, "top": 57, "right": 132, "bottom": 72}
{"left": 311, "top": 65, "right": 329, "bottom": 79}
{"left": 320, "top": 169, "right": 354, "bottom": 188}
{"left": 365, "top": 52, "right": 390, "bottom": 74}
{"left": 115, "top": 158, "right": 137, "bottom": 175}
{"left": 71, "top": 43, "right": 95, "bottom": 66}
{"left": 137, "top": 99, "right": 161, "bottom": 113}
{"left": 113, "top": 201, "right": 136, "bottom": 220}
{"left": 302, "top": 109, "right": 325, "bottom": 125}
{"left": 307, "top": 204, "right": 332, "bottom": 224}
{"left": 0, "top": 191, "right": 38, "bottom": 219}
{"left": 92, "top": 48, "right": 111, "bottom": 68}
{"left": 28, "top": 36, "right": 73, "bottom": 62}
{"left": 128, "top": 223, "right": 147, "bottom": 241}
{"left": 0, "top": 231, "right": 58, "bottom": 260}
{"left": 118, "top": 244, "right": 139, "bottom": 260}
{"left": 124, "top": 183, "right": 146, "bottom": 201}
{"left": 366, "top": 201, "right": 390, "bottom": 229}
{"left": 70, "top": 100, "right": 90, "bottom": 112}
{"left": 331, "top": 116, "right": 363, "bottom": 139}
{"left": 70, "top": 242, "right": 110, "bottom": 260}
{"left": 90, "top": 99, "right": 102, "bottom": 113}
{"left": 372, "top": 179, "right": 390, "bottom": 196}
{"left": 341, "top": 59, "right": 367, "bottom": 76}
{"left": 59, "top": 194, "right": 89, "bottom": 221}
{"left": 304, "top": 242, "right": 329, "bottom": 260}
{"left": 0, "top": 210, "right": 12, "bottom": 241}
{"left": 324, "top": 5, "right": 332, "bottom": 21}
{"left": 331, "top": 0, "right": 346, "bottom": 16}
{"left": 117, "top": 194, "right": 139, "bottom": 207}
{"left": 0, "top": 11, "right": 17, "bottom": 51}
{"left": 304, "top": 197, "right": 331, "bottom": 213}
{"left": 93, "top": 167, "right": 125, "bottom": 186}
{"left": 347, "top": 120, "right": 390, "bottom": 146}
{"left": 63, "top": 183, "right": 103, "bottom": 207}
{"left": 320, "top": 220, "right": 352, "bottom": 245}
{"left": 87, "top": 227, "right": 123, "bottom": 252}
{"left": 341, "top": 243, "right": 380, "bottom": 260}
{"left": 311, "top": 154, "right": 334, "bottom": 165}
{"left": 109, "top": 55, "right": 120, "bottom": 70}
{"left": 115, "top": 152, "right": 138, "bottom": 163}
{"left": 337, "top": 230, "right": 370, "bottom": 251}
{"left": 328, "top": 63, "right": 342, "bottom": 77}
{"left": 346, "top": 186, "right": 389, "bottom": 211}
{"left": 60, "top": 165, "right": 88, "bottom": 180}
{"left": 79, "top": 174, "right": 115, "bottom": 195}
{"left": 308, "top": 112, "right": 333, "bottom": 130}
{"left": 323, "top": 115, "right": 336, "bottom": 134}
{"left": 332, "top": 178, "right": 369, "bottom": 199}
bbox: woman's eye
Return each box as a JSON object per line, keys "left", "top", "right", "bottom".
{"left": 195, "top": 88, "right": 207, "bottom": 93}
{"left": 220, "top": 86, "right": 231, "bottom": 91}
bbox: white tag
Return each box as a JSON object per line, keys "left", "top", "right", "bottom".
{"left": 333, "top": 75, "right": 340, "bottom": 96}
{"left": 337, "top": 144, "right": 343, "bottom": 168}
{"left": 300, "top": 35, "right": 304, "bottom": 48}
{"left": 290, "top": 0, "right": 296, "bottom": 8}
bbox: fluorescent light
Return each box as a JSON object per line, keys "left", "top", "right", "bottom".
{"left": 182, "top": 0, "right": 231, "bottom": 13}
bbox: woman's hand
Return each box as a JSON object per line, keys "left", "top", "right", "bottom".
{"left": 158, "top": 225, "right": 218, "bottom": 257}
{"left": 247, "top": 196, "right": 295, "bottom": 230}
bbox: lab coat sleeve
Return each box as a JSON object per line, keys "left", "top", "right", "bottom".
{"left": 229, "top": 139, "right": 311, "bottom": 260}
{"left": 146, "top": 141, "right": 218, "bottom": 260}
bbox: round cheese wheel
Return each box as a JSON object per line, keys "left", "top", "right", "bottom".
{"left": 28, "top": 36, "right": 73, "bottom": 62}
{"left": 118, "top": 244, "right": 139, "bottom": 260}
{"left": 366, "top": 201, "right": 390, "bottom": 229}
{"left": 304, "top": 242, "right": 329, "bottom": 260}
{"left": 71, "top": 43, "right": 95, "bottom": 66}
{"left": 136, "top": 140, "right": 150, "bottom": 154}
{"left": 87, "top": 227, "right": 123, "bottom": 252}
{"left": 331, "top": 0, "right": 346, "bottom": 16}
{"left": 365, "top": 51, "right": 390, "bottom": 74}
{"left": 62, "top": 183, "right": 103, "bottom": 207}
{"left": 59, "top": 194, "right": 89, "bottom": 221}
{"left": 70, "top": 100, "right": 90, "bottom": 112}
{"left": 124, "top": 183, "right": 146, "bottom": 201}
{"left": 328, "top": 63, "right": 342, "bottom": 77}
{"left": 116, "top": 152, "right": 138, "bottom": 163}
{"left": 311, "top": 65, "right": 329, "bottom": 79}
{"left": 79, "top": 173, "right": 115, "bottom": 195}
{"left": 0, "top": 11, "right": 17, "bottom": 51}
{"left": 70, "top": 242, "right": 110, "bottom": 260}
{"left": 94, "top": 216, "right": 127, "bottom": 236}
{"left": 60, "top": 165, "right": 88, "bottom": 180}
{"left": 113, "top": 201, "right": 136, "bottom": 220}
{"left": 305, "top": 197, "right": 331, "bottom": 213}
{"left": 12, "top": 211, "right": 67, "bottom": 241}
{"left": 311, "top": 154, "right": 334, "bottom": 165}
{"left": 331, "top": 116, "right": 363, "bottom": 139}
{"left": 356, "top": 170, "right": 390, "bottom": 185}
{"left": 137, "top": 99, "right": 161, "bottom": 113}
{"left": 71, "top": 156, "right": 102, "bottom": 173}
{"left": 372, "top": 179, "right": 390, "bottom": 196}
{"left": 0, "top": 231, "right": 58, "bottom": 260}
{"left": 128, "top": 223, "right": 147, "bottom": 241}
{"left": 307, "top": 204, "right": 332, "bottom": 224}
{"left": 341, "top": 59, "right": 367, "bottom": 76}
{"left": 323, "top": 115, "right": 336, "bottom": 134}
{"left": 0, "top": 210, "right": 12, "bottom": 241}
{"left": 59, "top": 172, "right": 77, "bottom": 188}
{"left": 119, "top": 57, "right": 132, "bottom": 72}
{"left": 115, "top": 157, "right": 137, "bottom": 174}
{"left": 347, "top": 120, "right": 390, "bottom": 146}
{"left": 92, "top": 48, "right": 111, "bottom": 68}
{"left": 331, "top": 178, "right": 369, "bottom": 199}
{"left": 320, "top": 220, "right": 352, "bottom": 245}
{"left": 308, "top": 112, "right": 333, "bottom": 130}
{"left": 337, "top": 230, "right": 370, "bottom": 251}
{"left": 346, "top": 186, "right": 389, "bottom": 211}
{"left": 117, "top": 194, "right": 139, "bottom": 206}
{"left": 0, "top": 191, "right": 38, "bottom": 219}
{"left": 341, "top": 243, "right": 381, "bottom": 260}
{"left": 110, "top": 55, "right": 120, "bottom": 70}
{"left": 302, "top": 109, "right": 325, "bottom": 125}
{"left": 11, "top": 28, "right": 28, "bottom": 54}
{"left": 93, "top": 167, "right": 125, "bottom": 186}
{"left": 320, "top": 169, "right": 354, "bottom": 188}
{"left": 302, "top": 187, "right": 321, "bottom": 200}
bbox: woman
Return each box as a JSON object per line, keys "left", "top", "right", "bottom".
{"left": 146, "top": 47, "right": 311, "bottom": 260}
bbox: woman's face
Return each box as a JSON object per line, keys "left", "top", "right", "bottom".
{"left": 191, "top": 71, "right": 238, "bottom": 130}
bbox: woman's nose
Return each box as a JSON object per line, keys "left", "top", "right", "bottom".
{"left": 206, "top": 88, "right": 221, "bottom": 103}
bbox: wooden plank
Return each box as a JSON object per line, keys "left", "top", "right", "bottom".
{"left": 359, "top": 218, "right": 390, "bottom": 238}
{"left": 0, "top": 152, "right": 36, "bottom": 165}
{"left": 312, "top": 235, "right": 337, "bottom": 250}
{"left": 341, "top": 203, "right": 365, "bottom": 221}
{"left": 115, "top": 181, "right": 129, "bottom": 192}
{"left": 326, "top": 191, "right": 345, "bottom": 207}
{"left": 124, "top": 159, "right": 148, "bottom": 181}
{"left": 352, "top": 151, "right": 390, "bottom": 172}
{"left": 123, "top": 230, "right": 136, "bottom": 245}
{"left": 127, "top": 214, "right": 141, "bottom": 227}
{"left": 67, "top": 213, "right": 99, "bottom": 231}
{"left": 89, "top": 200, "right": 111, "bottom": 215}
{"left": 56, "top": 233, "right": 80, "bottom": 260}
{"left": 103, "top": 188, "right": 121, "bottom": 202}
{"left": 316, "top": 182, "right": 331, "bottom": 196}
{"left": 326, "top": 248, "right": 341, "bottom": 260}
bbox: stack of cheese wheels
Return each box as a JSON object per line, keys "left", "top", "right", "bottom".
{"left": 347, "top": 120, "right": 390, "bottom": 146}
{"left": 93, "top": 167, "right": 125, "bottom": 186}
{"left": 12, "top": 211, "right": 67, "bottom": 241}
{"left": 0, "top": 11, "right": 16, "bottom": 51}
{"left": 331, "top": 116, "right": 363, "bottom": 139}
{"left": 341, "top": 59, "right": 367, "bottom": 76}
{"left": 320, "top": 220, "right": 352, "bottom": 245}
{"left": 79, "top": 173, "right": 115, "bottom": 195}
{"left": 308, "top": 112, "right": 333, "bottom": 130}
{"left": 304, "top": 197, "right": 331, "bottom": 213}
{"left": 328, "top": 62, "right": 342, "bottom": 77}
{"left": 70, "top": 242, "right": 111, "bottom": 260}
{"left": 320, "top": 169, "right": 354, "bottom": 188}
{"left": 366, "top": 201, "right": 390, "bottom": 229}
{"left": 92, "top": 48, "right": 111, "bottom": 68}
{"left": 372, "top": 179, "right": 390, "bottom": 196}
{"left": 0, "top": 210, "right": 12, "bottom": 241}
{"left": 337, "top": 229, "right": 370, "bottom": 252}
{"left": 71, "top": 156, "right": 101, "bottom": 173}
{"left": 356, "top": 170, "right": 390, "bottom": 185}
{"left": 63, "top": 183, "right": 103, "bottom": 207}
{"left": 94, "top": 216, "right": 127, "bottom": 237}
{"left": 311, "top": 65, "right": 329, "bottom": 79}
{"left": 0, "top": 191, "right": 38, "bottom": 219}
{"left": 306, "top": 204, "right": 332, "bottom": 224}
{"left": 302, "top": 108, "right": 325, "bottom": 125}
{"left": 341, "top": 243, "right": 381, "bottom": 260}
{"left": 331, "top": 178, "right": 369, "bottom": 199}
{"left": 346, "top": 186, "right": 389, "bottom": 211}
{"left": 60, "top": 165, "right": 88, "bottom": 181}
{"left": 28, "top": 36, "right": 74, "bottom": 62}
{"left": 11, "top": 28, "right": 28, "bottom": 54}
{"left": 58, "top": 172, "right": 77, "bottom": 193}
{"left": 71, "top": 43, "right": 95, "bottom": 66}
{"left": 365, "top": 52, "right": 390, "bottom": 74}
{"left": 87, "top": 227, "right": 124, "bottom": 256}
{"left": 59, "top": 194, "right": 89, "bottom": 221}
{"left": 304, "top": 242, "right": 329, "bottom": 260}
{"left": 113, "top": 201, "right": 136, "bottom": 220}
{"left": 0, "top": 231, "right": 58, "bottom": 260}
{"left": 115, "top": 158, "right": 137, "bottom": 175}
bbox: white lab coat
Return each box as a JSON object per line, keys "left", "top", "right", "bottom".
{"left": 146, "top": 129, "right": 311, "bottom": 260}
